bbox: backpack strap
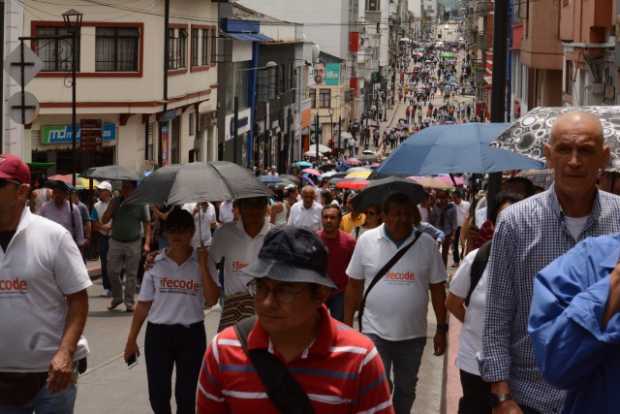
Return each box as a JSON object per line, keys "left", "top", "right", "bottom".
{"left": 234, "top": 317, "right": 314, "bottom": 414}
{"left": 465, "top": 240, "right": 492, "bottom": 306}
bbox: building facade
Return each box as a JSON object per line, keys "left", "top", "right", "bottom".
{"left": 13, "top": 0, "right": 218, "bottom": 175}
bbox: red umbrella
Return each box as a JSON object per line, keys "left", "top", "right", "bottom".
{"left": 48, "top": 174, "right": 73, "bottom": 184}
{"left": 336, "top": 179, "right": 369, "bottom": 190}
{"left": 302, "top": 168, "right": 321, "bottom": 176}
{"left": 345, "top": 158, "right": 362, "bottom": 166}
{"left": 436, "top": 175, "right": 465, "bottom": 186}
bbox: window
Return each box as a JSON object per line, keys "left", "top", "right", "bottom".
{"left": 310, "top": 88, "right": 316, "bottom": 108}
{"left": 189, "top": 112, "right": 195, "bottom": 136}
{"left": 95, "top": 27, "right": 139, "bottom": 72}
{"left": 35, "top": 27, "right": 79, "bottom": 72}
{"left": 168, "top": 27, "right": 187, "bottom": 70}
{"left": 210, "top": 28, "right": 217, "bottom": 64}
{"left": 366, "top": 0, "right": 380, "bottom": 11}
{"left": 201, "top": 29, "right": 210, "bottom": 65}
{"left": 319, "top": 89, "right": 331, "bottom": 108}
{"left": 279, "top": 64, "right": 287, "bottom": 94}
{"left": 565, "top": 60, "right": 573, "bottom": 96}
{"left": 191, "top": 28, "right": 199, "bottom": 67}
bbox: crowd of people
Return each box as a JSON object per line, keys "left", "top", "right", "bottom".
{"left": 2, "top": 38, "right": 620, "bottom": 414}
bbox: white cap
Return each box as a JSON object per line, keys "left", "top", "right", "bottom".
{"left": 96, "top": 181, "right": 112, "bottom": 192}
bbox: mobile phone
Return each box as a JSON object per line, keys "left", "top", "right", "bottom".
{"left": 126, "top": 354, "right": 138, "bottom": 369}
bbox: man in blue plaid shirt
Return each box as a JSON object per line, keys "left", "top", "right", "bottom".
{"left": 480, "top": 111, "right": 620, "bottom": 414}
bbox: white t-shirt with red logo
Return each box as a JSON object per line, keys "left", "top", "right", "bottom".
{"left": 138, "top": 250, "right": 205, "bottom": 326}
{"left": 0, "top": 208, "right": 92, "bottom": 372}
{"left": 208, "top": 220, "right": 272, "bottom": 296}
{"left": 346, "top": 224, "right": 447, "bottom": 341}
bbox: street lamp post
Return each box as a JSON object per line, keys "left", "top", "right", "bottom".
{"left": 62, "top": 9, "right": 83, "bottom": 187}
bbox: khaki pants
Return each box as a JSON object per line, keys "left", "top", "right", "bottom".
{"left": 108, "top": 238, "right": 142, "bottom": 307}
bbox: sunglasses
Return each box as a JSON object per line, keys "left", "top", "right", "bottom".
{"left": 0, "top": 179, "right": 20, "bottom": 188}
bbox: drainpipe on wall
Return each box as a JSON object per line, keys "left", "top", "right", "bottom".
{"left": 163, "top": 0, "right": 170, "bottom": 112}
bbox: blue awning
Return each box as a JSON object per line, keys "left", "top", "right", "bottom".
{"left": 224, "top": 32, "right": 272, "bottom": 42}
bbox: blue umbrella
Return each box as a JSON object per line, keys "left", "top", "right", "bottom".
{"left": 258, "top": 175, "right": 282, "bottom": 184}
{"left": 293, "top": 161, "right": 312, "bottom": 168}
{"left": 374, "top": 123, "right": 544, "bottom": 177}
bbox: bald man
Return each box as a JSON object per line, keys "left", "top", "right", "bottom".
{"left": 287, "top": 186, "right": 323, "bottom": 231}
{"left": 480, "top": 111, "right": 620, "bottom": 414}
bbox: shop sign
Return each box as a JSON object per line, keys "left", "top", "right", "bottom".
{"left": 325, "top": 63, "right": 341, "bottom": 86}
{"left": 225, "top": 108, "right": 252, "bottom": 142}
{"left": 41, "top": 122, "right": 116, "bottom": 145}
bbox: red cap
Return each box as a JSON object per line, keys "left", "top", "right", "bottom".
{"left": 0, "top": 154, "right": 31, "bottom": 184}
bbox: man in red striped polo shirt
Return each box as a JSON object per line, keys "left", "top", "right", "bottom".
{"left": 196, "top": 226, "right": 393, "bottom": 414}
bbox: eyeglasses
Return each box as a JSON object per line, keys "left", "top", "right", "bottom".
{"left": 248, "top": 279, "right": 307, "bottom": 304}
{"left": 0, "top": 179, "right": 20, "bottom": 188}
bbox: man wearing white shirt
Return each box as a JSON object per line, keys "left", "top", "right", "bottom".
{"left": 93, "top": 181, "right": 113, "bottom": 296}
{"left": 344, "top": 192, "right": 448, "bottom": 414}
{"left": 0, "top": 155, "right": 91, "bottom": 412}
{"left": 208, "top": 197, "right": 272, "bottom": 331}
{"left": 287, "top": 186, "right": 323, "bottom": 231}
{"left": 218, "top": 200, "right": 235, "bottom": 224}
{"left": 452, "top": 190, "right": 471, "bottom": 266}
{"left": 182, "top": 202, "right": 217, "bottom": 247}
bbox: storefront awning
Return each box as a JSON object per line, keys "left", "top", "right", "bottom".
{"left": 224, "top": 32, "right": 272, "bottom": 42}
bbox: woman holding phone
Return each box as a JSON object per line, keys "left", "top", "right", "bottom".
{"left": 123, "top": 209, "right": 219, "bottom": 414}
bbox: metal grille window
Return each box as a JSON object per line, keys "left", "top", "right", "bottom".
{"left": 366, "top": 0, "right": 379, "bottom": 11}
{"left": 35, "top": 27, "right": 78, "bottom": 72}
{"left": 191, "top": 28, "right": 199, "bottom": 67}
{"left": 210, "top": 28, "right": 217, "bottom": 64}
{"left": 168, "top": 28, "right": 187, "bottom": 70}
{"left": 95, "top": 27, "right": 139, "bottom": 72}
{"left": 319, "top": 89, "right": 331, "bottom": 108}
{"left": 201, "top": 29, "right": 210, "bottom": 65}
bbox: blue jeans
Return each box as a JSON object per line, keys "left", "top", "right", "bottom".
{"left": 0, "top": 383, "right": 77, "bottom": 414}
{"left": 367, "top": 334, "right": 426, "bottom": 414}
{"left": 326, "top": 291, "right": 344, "bottom": 322}
{"left": 98, "top": 235, "right": 110, "bottom": 290}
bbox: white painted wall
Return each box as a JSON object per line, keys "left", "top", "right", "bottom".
{"left": 22, "top": 0, "right": 218, "bottom": 115}
{"left": 238, "top": 0, "right": 349, "bottom": 59}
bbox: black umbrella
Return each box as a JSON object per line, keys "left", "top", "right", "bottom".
{"left": 352, "top": 177, "right": 428, "bottom": 212}
{"left": 83, "top": 165, "right": 139, "bottom": 181}
{"left": 125, "top": 161, "right": 272, "bottom": 205}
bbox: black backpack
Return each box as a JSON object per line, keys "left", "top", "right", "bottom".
{"left": 465, "top": 240, "right": 492, "bottom": 306}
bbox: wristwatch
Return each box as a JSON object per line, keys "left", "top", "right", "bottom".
{"left": 488, "top": 393, "right": 513, "bottom": 407}
{"left": 436, "top": 323, "right": 449, "bottom": 333}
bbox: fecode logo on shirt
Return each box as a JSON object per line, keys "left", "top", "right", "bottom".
{"left": 232, "top": 260, "right": 248, "bottom": 272}
{"left": 159, "top": 278, "right": 201, "bottom": 295}
{"left": 385, "top": 271, "right": 416, "bottom": 282}
{"left": 0, "top": 278, "right": 29, "bottom": 294}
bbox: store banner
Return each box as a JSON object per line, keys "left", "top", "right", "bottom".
{"left": 41, "top": 122, "right": 116, "bottom": 144}
{"left": 325, "top": 63, "right": 341, "bottom": 86}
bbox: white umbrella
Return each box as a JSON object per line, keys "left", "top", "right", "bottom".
{"left": 304, "top": 144, "right": 332, "bottom": 157}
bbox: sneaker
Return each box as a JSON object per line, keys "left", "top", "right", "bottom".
{"left": 107, "top": 300, "right": 122, "bottom": 311}
{"left": 99, "top": 289, "right": 112, "bottom": 298}
{"left": 125, "top": 305, "right": 134, "bottom": 313}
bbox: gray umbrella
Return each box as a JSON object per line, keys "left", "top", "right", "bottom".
{"left": 125, "top": 161, "right": 273, "bottom": 205}
{"left": 495, "top": 106, "right": 620, "bottom": 170}
{"left": 83, "top": 165, "right": 140, "bottom": 181}
{"left": 352, "top": 176, "right": 428, "bottom": 212}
